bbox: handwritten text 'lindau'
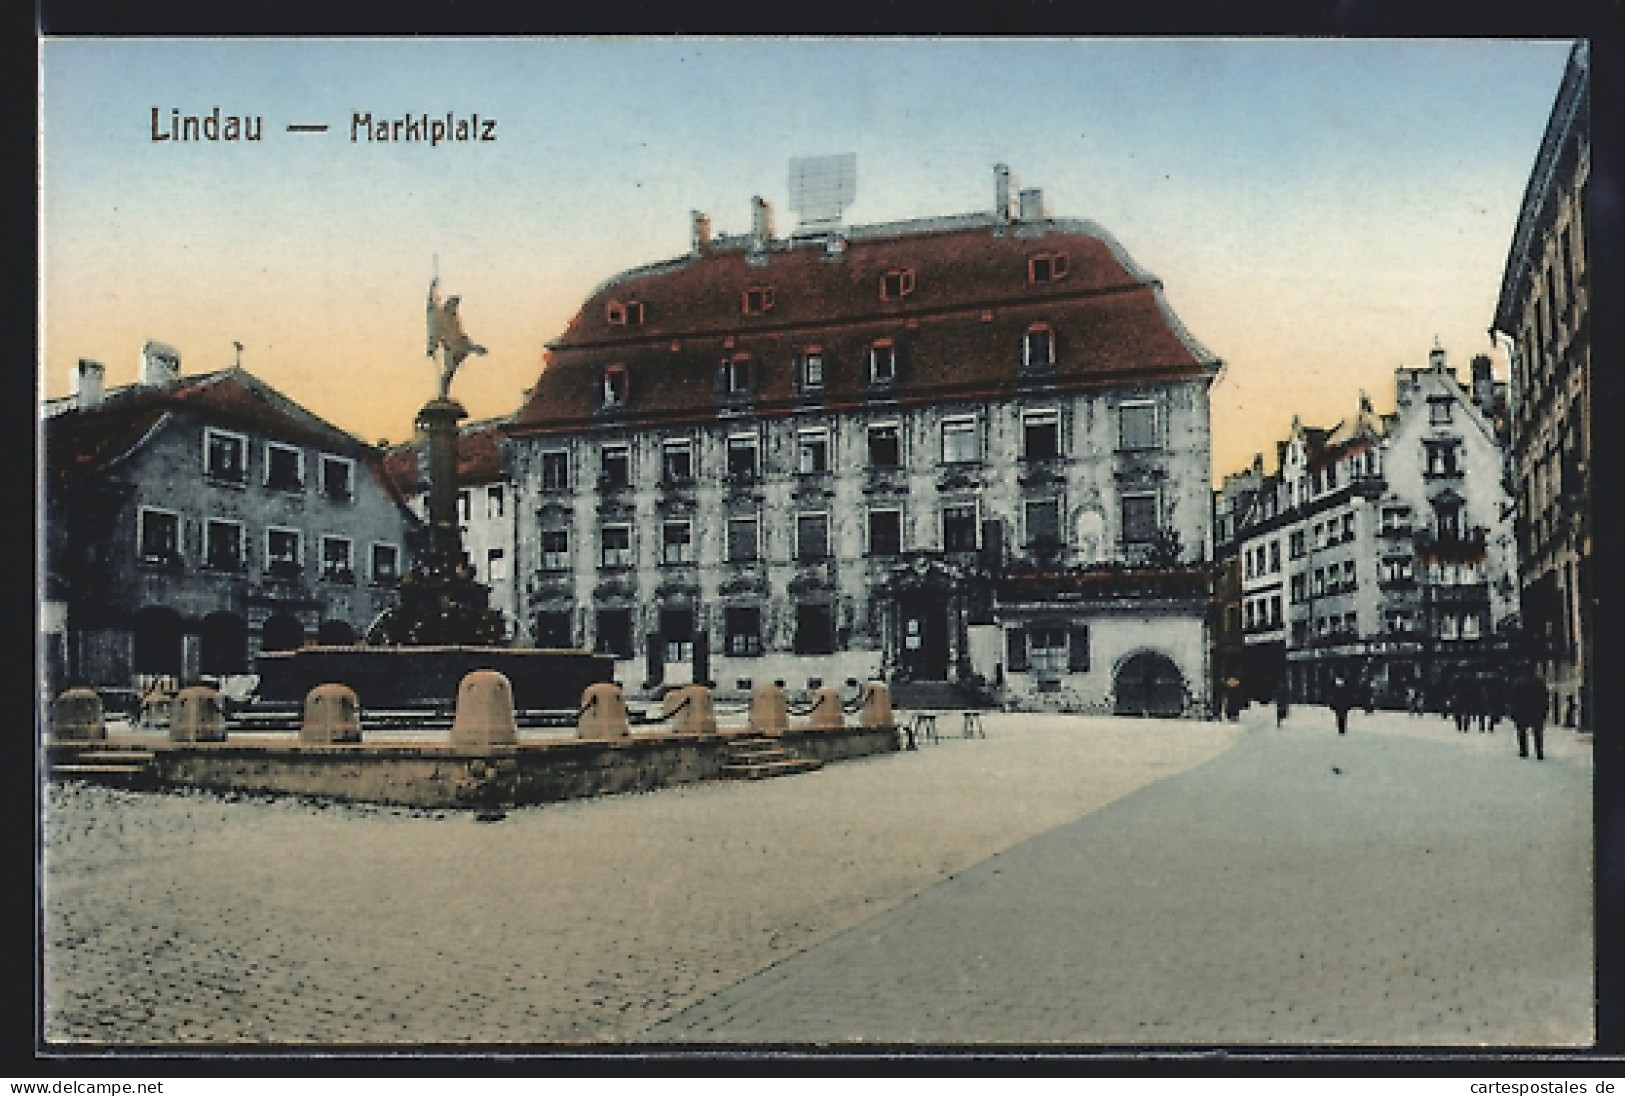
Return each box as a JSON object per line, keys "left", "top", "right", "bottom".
{"left": 351, "top": 112, "right": 497, "bottom": 145}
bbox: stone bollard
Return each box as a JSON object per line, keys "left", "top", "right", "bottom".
{"left": 450, "top": 670, "right": 518, "bottom": 747}
{"left": 171, "top": 686, "right": 226, "bottom": 743}
{"left": 52, "top": 687, "right": 106, "bottom": 741}
{"left": 748, "top": 681, "right": 790, "bottom": 736}
{"left": 301, "top": 683, "right": 361, "bottom": 744}
{"left": 661, "top": 684, "right": 717, "bottom": 735}
{"left": 860, "top": 681, "right": 894, "bottom": 730}
{"left": 805, "top": 686, "right": 845, "bottom": 731}
{"left": 577, "top": 682, "right": 630, "bottom": 740}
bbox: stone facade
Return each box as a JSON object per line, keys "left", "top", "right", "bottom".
{"left": 43, "top": 357, "right": 415, "bottom": 697}
{"left": 505, "top": 169, "right": 1220, "bottom": 712}
{"left": 1492, "top": 41, "right": 1590, "bottom": 731}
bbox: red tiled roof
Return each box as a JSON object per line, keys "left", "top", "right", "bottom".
{"left": 511, "top": 218, "right": 1214, "bottom": 434}
{"left": 381, "top": 421, "right": 507, "bottom": 496}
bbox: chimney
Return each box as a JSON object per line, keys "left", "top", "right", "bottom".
{"left": 994, "top": 163, "right": 1016, "bottom": 222}
{"left": 750, "top": 196, "right": 774, "bottom": 250}
{"left": 691, "top": 210, "right": 712, "bottom": 256}
{"left": 1018, "top": 187, "right": 1045, "bottom": 222}
{"left": 74, "top": 359, "right": 105, "bottom": 409}
{"left": 140, "top": 341, "right": 181, "bottom": 388}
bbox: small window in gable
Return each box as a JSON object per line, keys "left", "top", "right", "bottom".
{"left": 742, "top": 286, "right": 775, "bottom": 315}
{"left": 799, "top": 348, "right": 824, "bottom": 391}
{"left": 606, "top": 300, "right": 644, "bottom": 326}
{"left": 1029, "top": 252, "right": 1069, "bottom": 284}
{"left": 1023, "top": 324, "right": 1055, "bottom": 371}
{"left": 880, "top": 268, "right": 916, "bottom": 301}
{"left": 722, "top": 355, "right": 752, "bottom": 395}
{"left": 869, "top": 340, "right": 897, "bottom": 385}
{"left": 602, "top": 364, "right": 629, "bottom": 407}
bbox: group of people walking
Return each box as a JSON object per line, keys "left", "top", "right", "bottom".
{"left": 1264, "top": 668, "right": 1551, "bottom": 760}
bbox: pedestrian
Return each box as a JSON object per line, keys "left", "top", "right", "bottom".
{"left": 1510, "top": 667, "right": 1547, "bottom": 761}
{"left": 1275, "top": 681, "right": 1291, "bottom": 728}
{"left": 1330, "top": 675, "right": 1352, "bottom": 735}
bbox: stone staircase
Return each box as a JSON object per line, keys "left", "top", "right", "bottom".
{"left": 721, "top": 736, "right": 822, "bottom": 781}
{"left": 51, "top": 746, "right": 159, "bottom": 788}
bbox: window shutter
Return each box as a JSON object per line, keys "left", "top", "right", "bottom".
{"left": 1068, "top": 625, "right": 1091, "bottom": 672}
{"left": 1006, "top": 628, "right": 1029, "bottom": 673}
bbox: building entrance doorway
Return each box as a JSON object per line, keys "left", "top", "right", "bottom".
{"left": 897, "top": 593, "right": 949, "bottom": 680}
{"left": 1114, "top": 651, "right": 1186, "bottom": 717}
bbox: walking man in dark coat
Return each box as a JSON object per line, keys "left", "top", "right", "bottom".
{"left": 1330, "top": 675, "right": 1353, "bottom": 735}
{"left": 1510, "top": 667, "right": 1548, "bottom": 761}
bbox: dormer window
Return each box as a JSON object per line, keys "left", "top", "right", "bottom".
{"left": 1029, "top": 252, "right": 1069, "bottom": 284}
{"left": 722, "top": 355, "right": 752, "bottom": 395}
{"left": 880, "top": 268, "right": 916, "bottom": 301}
{"left": 869, "top": 340, "right": 896, "bottom": 385}
{"left": 605, "top": 299, "right": 644, "bottom": 326}
{"left": 602, "top": 364, "right": 629, "bottom": 407}
{"left": 799, "top": 348, "right": 824, "bottom": 391}
{"left": 742, "top": 286, "right": 775, "bottom": 315}
{"left": 1023, "top": 324, "right": 1055, "bottom": 371}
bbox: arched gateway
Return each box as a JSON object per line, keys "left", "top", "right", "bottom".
{"left": 1114, "top": 651, "right": 1187, "bottom": 717}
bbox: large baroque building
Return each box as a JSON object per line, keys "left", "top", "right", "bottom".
{"left": 42, "top": 344, "right": 415, "bottom": 701}
{"left": 1217, "top": 347, "right": 1516, "bottom": 707}
{"left": 504, "top": 167, "right": 1221, "bottom": 713}
{"left": 1491, "top": 40, "right": 1590, "bottom": 730}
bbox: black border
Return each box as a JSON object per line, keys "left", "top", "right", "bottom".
{"left": 24, "top": 0, "right": 1625, "bottom": 1079}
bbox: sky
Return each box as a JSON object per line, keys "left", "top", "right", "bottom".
{"left": 39, "top": 37, "right": 1574, "bottom": 481}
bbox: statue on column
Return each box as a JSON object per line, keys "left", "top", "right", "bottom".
{"left": 426, "top": 278, "right": 486, "bottom": 400}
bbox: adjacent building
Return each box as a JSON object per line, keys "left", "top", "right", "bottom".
{"left": 504, "top": 167, "right": 1222, "bottom": 713}
{"left": 1218, "top": 346, "right": 1516, "bottom": 706}
{"left": 1491, "top": 40, "right": 1590, "bottom": 730}
{"left": 42, "top": 344, "right": 415, "bottom": 701}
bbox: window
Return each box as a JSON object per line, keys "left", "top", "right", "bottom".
{"left": 1028, "top": 252, "right": 1069, "bottom": 284}
{"left": 595, "top": 609, "right": 633, "bottom": 659}
{"left": 534, "top": 611, "right": 573, "bottom": 648}
{"left": 1381, "top": 507, "right": 1409, "bottom": 533}
{"left": 138, "top": 508, "right": 180, "bottom": 564}
{"left": 265, "top": 527, "right": 300, "bottom": 577}
{"left": 205, "top": 520, "right": 244, "bottom": 571}
{"left": 797, "top": 429, "right": 830, "bottom": 474}
{"left": 321, "top": 536, "right": 354, "bottom": 582}
{"left": 868, "top": 509, "right": 902, "bottom": 556}
{"left": 725, "top": 607, "right": 762, "bottom": 656}
{"left": 1023, "top": 408, "right": 1061, "bottom": 461}
{"left": 742, "top": 286, "right": 775, "bottom": 315}
{"left": 1428, "top": 397, "right": 1453, "bottom": 425}
{"left": 879, "top": 268, "right": 916, "bottom": 301}
{"left": 606, "top": 299, "right": 643, "bottom": 326}
{"left": 868, "top": 424, "right": 901, "bottom": 468}
{"left": 1342, "top": 559, "right": 1357, "bottom": 590}
{"left": 1026, "top": 498, "right": 1063, "bottom": 549}
{"left": 799, "top": 351, "right": 824, "bottom": 391}
{"left": 321, "top": 456, "right": 354, "bottom": 501}
{"left": 869, "top": 341, "right": 896, "bottom": 385}
{"left": 1269, "top": 541, "right": 1281, "bottom": 573}
{"left": 204, "top": 428, "right": 247, "bottom": 484}
{"left": 1290, "top": 531, "right": 1306, "bottom": 559}
{"left": 485, "top": 548, "right": 508, "bottom": 582}
{"left": 540, "top": 450, "right": 569, "bottom": 491}
{"left": 541, "top": 529, "right": 570, "bottom": 570}
{"left": 601, "top": 525, "right": 633, "bottom": 568}
{"left": 1425, "top": 440, "right": 1461, "bottom": 477}
{"left": 1434, "top": 499, "right": 1462, "bottom": 540}
{"left": 722, "top": 356, "right": 752, "bottom": 396}
{"left": 1341, "top": 513, "right": 1355, "bottom": 542}
{"left": 943, "top": 505, "right": 978, "bottom": 552}
{"left": 1119, "top": 402, "right": 1158, "bottom": 451}
{"left": 486, "top": 485, "right": 505, "bottom": 520}
{"left": 663, "top": 439, "right": 694, "bottom": 483}
{"left": 794, "top": 604, "right": 835, "bottom": 655}
{"left": 601, "top": 445, "right": 630, "bottom": 488}
{"left": 942, "top": 416, "right": 979, "bottom": 463}
{"left": 1121, "top": 494, "right": 1158, "bottom": 544}
{"left": 797, "top": 513, "right": 830, "bottom": 560}
{"left": 457, "top": 489, "right": 471, "bottom": 524}
{"left": 1290, "top": 574, "right": 1306, "bottom": 603}
{"left": 660, "top": 608, "right": 694, "bottom": 663}
{"left": 1067, "top": 626, "right": 1091, "bottom": 672}
{"left": 1023, "top": 326, "right": 1054, "bottom": 371}
{"left": 1006, "top": 628, "right": 1030, "bottom": 673}
{"left": 265, "top": 443, "right": 303, "bottom": 491}
{"left": 603, "top": 364, "right": 629, "bottom": 407}
{"left": 662, "top": 521, "right": 694, "bottom": 564}
{"left": 1314, "top": 568, "right": 1327, "bottom": 597}
{"left": 1030, "top": 626, "right": 1067, "bottom": 663}
{"left": 727, "top": 517, "right": 759, "bottom": 563}
{"left": 727, "top": 435, "right": 758, "bottom": 479}
{"left": 371, "top": 543, "right": 399, "bottom": 584}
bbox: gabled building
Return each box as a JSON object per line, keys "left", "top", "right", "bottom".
{"left": 42, "top": 345, "right": 416, "bottom": 701}
{"left": 1491, "top": 40, "right": 1590, "bottom": 730}
{"left": 504, "top": 167, "right": 1221, "bottom": 713}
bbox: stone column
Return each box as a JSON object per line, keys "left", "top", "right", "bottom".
{"left": 416, "top": 397, "right": 468, "bottom": 567}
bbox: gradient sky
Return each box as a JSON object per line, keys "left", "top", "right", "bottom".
{"left": 40, "top": 37, "right": 1574, "bottom": 481}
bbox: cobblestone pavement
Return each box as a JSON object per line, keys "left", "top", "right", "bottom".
{"left": 43, "top": 713, "right": 1239, "bottom": 1045}
{"left": 642, "top": 707, "right": 1593, "bottom": 1045}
